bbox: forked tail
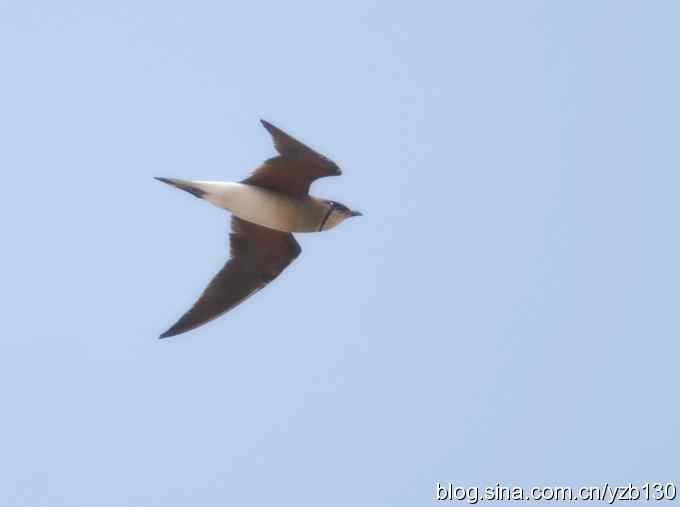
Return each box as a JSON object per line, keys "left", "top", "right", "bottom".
{"left": 154, "top": 177, "right": 207, "bottom": 199}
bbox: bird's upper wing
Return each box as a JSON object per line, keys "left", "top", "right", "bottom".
{"left": 159, "top": 217, "right": 301, "bottom": 338}
{"left": 241, "top": 120, "right": 341, "bottom": 198}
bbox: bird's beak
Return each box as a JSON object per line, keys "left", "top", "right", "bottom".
{"left": 350, "top": 210, "right": 363, "bottom": 217}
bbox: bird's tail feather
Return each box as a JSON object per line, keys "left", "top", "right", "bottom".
{"left": 154, "top": 177, "right": 207, "bottom": 199}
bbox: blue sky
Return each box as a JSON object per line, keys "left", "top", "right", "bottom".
{"left": 1, "top": 1, "right": 678, "bottom": 505}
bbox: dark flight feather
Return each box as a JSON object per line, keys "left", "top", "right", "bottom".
{"left": 241, "top": 120, "right": 341, "bottom": 198}
{"left": 154, "top": 177, "right": 206, "bottom": 198}
{"left": 159, "top": 217, "right": 301, "bottom": 338}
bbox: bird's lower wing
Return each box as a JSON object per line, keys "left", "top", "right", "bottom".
{"left": 159, "top": 218, "right": 301, "bottom": 338}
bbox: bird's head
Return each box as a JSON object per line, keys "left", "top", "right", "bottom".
{"left": 319, "top": 200, "right": 362, "bottom": 231}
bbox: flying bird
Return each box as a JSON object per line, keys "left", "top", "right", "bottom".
{"left": 155, "top": 120, "right": 362, "bottom": 338}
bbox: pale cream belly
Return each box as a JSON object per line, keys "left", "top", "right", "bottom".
{"left": 192, "top": 181, "right": 327, "bottom": 232}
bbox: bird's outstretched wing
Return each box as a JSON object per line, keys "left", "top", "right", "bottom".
{"left": 241, "top": 120, "right": 342, "bottom": 198}
{"left": 159, "top": 217, "right": 301, "bottom": 338}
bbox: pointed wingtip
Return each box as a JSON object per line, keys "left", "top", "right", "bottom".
{"left": 260, "top": 119, "right": 274, "bottom": 132}
{"left": 158, "top": 321, "right": 188, "bottom": 339}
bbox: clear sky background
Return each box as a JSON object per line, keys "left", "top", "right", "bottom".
{"left": 1, "top": 1, "right": 678, "bottom": 505}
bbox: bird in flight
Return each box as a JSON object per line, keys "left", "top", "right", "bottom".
{"left": 155, "top": 120, "right": 362, "bottom": 338}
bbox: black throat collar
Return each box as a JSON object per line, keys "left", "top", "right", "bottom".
{"left": 318, "top": 205, "right": 334, "bottom": 231}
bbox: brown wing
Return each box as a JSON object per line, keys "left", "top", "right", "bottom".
{"left": 159, "top": 217, "right": 301, "bottom": 338}
{"left": 241, "top": 120, "right": 342, "bottom": 198}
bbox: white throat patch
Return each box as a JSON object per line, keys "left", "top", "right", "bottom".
{"left": 319, "top": 208, "right": 347, "bottom": 231}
